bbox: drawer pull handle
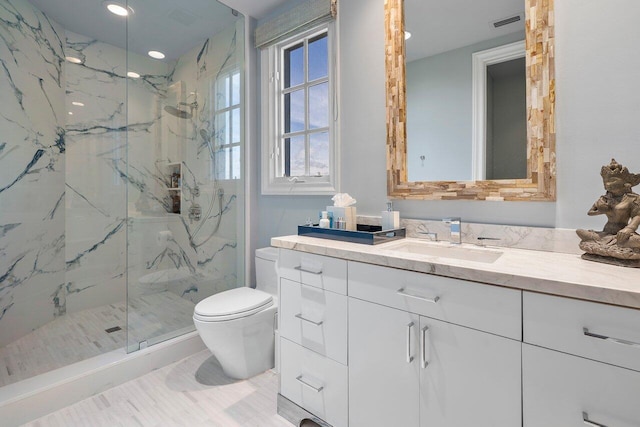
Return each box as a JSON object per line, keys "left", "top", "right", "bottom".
{"left": 397, "top": 288, "right": 440, "bottom": 304}
{"left": 406, "top": 322, "right": 415, "bottom": 363}
{"left": 582, "top": 412, "right": 607, "bottom": 427}
{"left": 583, "top": 328, "right": 640, "bottom": 349}
{"left": 294, "top": 266, "right": 323, "bottom": 275}
{"left": 296, "top": 375, "right": 324, "bottom": 393}
{"left": 421, "top": 326, "right": 430, "bottom": 369}
{"left": 295, "top": 313, "right": 324, "bottom": 326}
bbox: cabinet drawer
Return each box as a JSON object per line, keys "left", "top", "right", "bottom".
{"left": 279, "top": 278, "right": 347, "bottom": 365}
{"left": 523, "top": 344, "right": 640, "bottom": 427}
{"left": 523, "top": 292, "right": 640, "bottom": 372}
{"left": 348, "top": 261, "right": 521, "bottom": 340}
{"left": 280, "top": 338, "right": 348, "bottom": 427}
{"left": 278, "top": 249, "right": 347, "bottom": 295}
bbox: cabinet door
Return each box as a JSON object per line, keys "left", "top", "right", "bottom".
{"left": 349, "top": 298, "right": 420, "bottom": 427}
{"left": 523, "top": 344, "right": 640, "bottom": 427}
{"left": 420, "top": 317, "right": 521, "bottom": 427}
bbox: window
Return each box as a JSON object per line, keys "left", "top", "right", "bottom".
{"left": 261, "top": 23, "right": 338, "bottom": 194}
{"left": 212, "top": 68, "right": 242, "bottom": 180}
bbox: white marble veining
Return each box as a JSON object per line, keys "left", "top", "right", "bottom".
{"left": 358, "top": 216, "right": 582, "bottom": 254}
{"left": 0, "top": 0, "right": 67, "bottom": 346}
{"left": 1, "top": 0, "right": 245, "bottom": 382}
{"left": 271, "top": 234, "right": 640, "bottom": 310}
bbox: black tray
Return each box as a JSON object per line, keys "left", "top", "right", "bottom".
{"left": 298, "top": 224, "right": 406, "bottom": 245}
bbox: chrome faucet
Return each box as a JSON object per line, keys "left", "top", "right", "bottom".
{"left": 442, "top": 217, "right": 462, "bottom": 244}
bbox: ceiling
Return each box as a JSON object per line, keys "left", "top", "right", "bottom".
{"left": 28, "top": 0, "right": 290, "bottom": 61}
{"left": 405, "top": 0, "right": 524, "bottom": 62}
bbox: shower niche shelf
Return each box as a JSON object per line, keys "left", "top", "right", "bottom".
{"left": 166, "top": 162, "right": 182, "bottom": 214}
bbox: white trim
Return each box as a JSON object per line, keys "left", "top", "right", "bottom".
{"left": 471, "top": 40, "right": 525, "bottom": 180}
{"left": 261, "top": 21, "right": 339, "bottom": 195}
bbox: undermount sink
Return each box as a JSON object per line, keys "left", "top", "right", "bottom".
{"left": 381, "top": 239, "right": 503, "bottom": 264}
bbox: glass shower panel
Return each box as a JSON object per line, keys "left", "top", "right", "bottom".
{"left": 0, "top": 0, "right": 128, "bottom": 386}
{"left": 125, "top": 0, "right": 245, "bottom": 351}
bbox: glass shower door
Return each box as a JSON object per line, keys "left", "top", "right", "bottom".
{"left": 125, "top": 0, "right": 245, "bottom": 351}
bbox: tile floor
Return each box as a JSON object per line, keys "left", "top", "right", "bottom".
{"left": 22, "top": 350, "right": 292, "bottom": 427}
{"left": 0, "top": 292, "right": 196, "bottom": 387}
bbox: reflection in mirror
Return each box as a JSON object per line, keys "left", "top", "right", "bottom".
{"left": 385, "top": 0, "right": 556, "bottom": 201}
{"left": 405, "top": 0, "right": 526, "bottom": 182}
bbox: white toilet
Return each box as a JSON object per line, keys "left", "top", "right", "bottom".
{"left": 193, "top": 247, "right": 278, "bottom": 379}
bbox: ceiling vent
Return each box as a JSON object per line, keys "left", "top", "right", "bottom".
{"left": 492, "top": 13, "right": 523, "bottom": 29}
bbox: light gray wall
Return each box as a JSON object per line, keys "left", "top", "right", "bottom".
{"left": 406, "top": 33, "right": 524, "bottom": 182}
{"left": 256, "top": 0, "right": 640, "bottom": 248}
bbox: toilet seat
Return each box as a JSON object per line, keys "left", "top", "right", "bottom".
{"left": 194, "top": 287, "right": 274, "bottom": 322}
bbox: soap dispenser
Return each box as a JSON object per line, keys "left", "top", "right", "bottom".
{"left": 319, "top": 211, "right": 331, "bottom": 228}
{"left": 381, "top": 201, "right": 400, "bottom": 230}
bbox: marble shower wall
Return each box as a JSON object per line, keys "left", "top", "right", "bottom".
{"left": 0, "top": 0, "right": 66, "bottom": 346}
{"left": 64, "top": 30, "right": 170, "bottom": 314}
{"left": 135, "top": 19, "right": 246, "bottom": 303}
{"left": 1, "top": 0, "right": 245, "bottom": 348}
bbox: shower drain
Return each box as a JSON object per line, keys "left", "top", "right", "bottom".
{"left": 105, "top": 326, "right": 122, "bottom": 333}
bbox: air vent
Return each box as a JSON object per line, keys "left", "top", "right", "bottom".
{"left": 493, "top": 14, "right": 522, "bottom": 28}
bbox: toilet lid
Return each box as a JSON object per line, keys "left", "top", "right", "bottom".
{"left": 194, "top": 287, "right": 273, "bottom": 321}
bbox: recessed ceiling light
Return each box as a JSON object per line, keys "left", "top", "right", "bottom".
{"left": 127, "top": 71, "right": 141, "bottom": 79}
{"left": 148, "top": 51, "right": 165, "bottom": 60}
{"left": 104, "top": 2, "right": 133, "bottom": 17}
{"left": 65, "top": 56, "right": 83, "bottom": 64}
{"left": 404, "top": 31, "right": 412, "bottom": 40}
{"left": 68, "top": 111, "right": 73, "bottom": 115}
{"left": 71, "top": 101, "right": 85, "bottom": 106}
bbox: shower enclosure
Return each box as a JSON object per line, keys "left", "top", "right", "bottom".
{"left": 0, "top": 0, "right": 245, "bottom": 388}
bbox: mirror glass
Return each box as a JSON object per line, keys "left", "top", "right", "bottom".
{"left": 385, "top": 0, "right": 555, "bottom": 201}
{"left": 405, "top": 0, "right": 525, "bottom": 182}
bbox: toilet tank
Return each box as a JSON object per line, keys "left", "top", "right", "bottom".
{"left": 255, "top": 247, "right": 278, "bottom": 295}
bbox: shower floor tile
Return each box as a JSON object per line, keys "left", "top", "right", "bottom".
{"left": 22, "top": 350, "right": 292, "bottom": 427}
{"left": 0, "top": 292, "right": 195, "bottom": 387}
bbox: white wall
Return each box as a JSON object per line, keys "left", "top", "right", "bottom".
{"left": 256, "top": 0, "right": 640, "bottom": 248}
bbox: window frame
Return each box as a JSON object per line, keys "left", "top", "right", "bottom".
{"left": 212, "top": 66, "right": 242, "bottom": 181}
{"left": 261, "top": 21, "right": 339, "bottom": 195}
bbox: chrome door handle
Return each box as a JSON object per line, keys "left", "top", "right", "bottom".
{"left": 406, "top": 322, "right": 415, "bottom": 363}
{"left": 397, "top": 288, "right": 440, "bottom": 304}
{"left": 294, "top": 265, "right": 322, "bottom": 275}
{"left": 295, "top": 313, "right": 323, "bottom": 326}
{"left": 421, "top": 326, "right": 430, "bottom": 368}
{"left": 296, "top": 375, "right": 324, "bottom": 393}
{"left": 583, "top": 328, "right": 640, "bottom": 348}
{"left": 583, "top": 412, "right": 607, "bottom": 427}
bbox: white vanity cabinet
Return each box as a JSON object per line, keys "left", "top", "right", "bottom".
{"left": 348, "top": 262, "right": 522, "bottom": 427}
{"left": 522, "top": 292, "right": 640, "bottom": 427}
{"left": 277, "top": 249, "right": 349, "bottom": 427}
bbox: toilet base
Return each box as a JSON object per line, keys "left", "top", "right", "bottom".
{"left": 193, "top": 304, "right": 277, "bottom": 380}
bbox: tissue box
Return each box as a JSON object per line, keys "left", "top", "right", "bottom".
{"left": 327, "top": 206, "right": 356, "bottom": 231}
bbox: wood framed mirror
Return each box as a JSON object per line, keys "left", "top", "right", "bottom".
{"left": 385, "top": 0, "right": 555, "bottom": 201}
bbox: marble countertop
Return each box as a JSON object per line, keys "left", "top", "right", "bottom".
{"left": 271, "top": 235, "right": 640, "bottom": 310}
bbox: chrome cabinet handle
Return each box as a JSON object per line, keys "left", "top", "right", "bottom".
{"left": 406, "top": 322, "right": 415, "bottom": 363}
{"left": 583, "top": 412, "right": 607, "bottom": 427}
{"left": 296, "top": 375, "right": 324, "bottom": 393}
{"left": 421, "top": 326, "right": 430, "bottom": 369}
{"left": 583, "top": 328, "right": 640, "bottom": 349}
{"left": 295, "top": 313, "right": 323, "bottom": 326}
{"left": 294, "top": 265, "right": 322, "bottom": 275}
{"left": 397, "top": 288, "right": 440, "bottom": 304}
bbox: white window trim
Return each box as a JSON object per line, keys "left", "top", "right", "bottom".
{"left": 261, "top": 21, "right": 340, "bottom": 195}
